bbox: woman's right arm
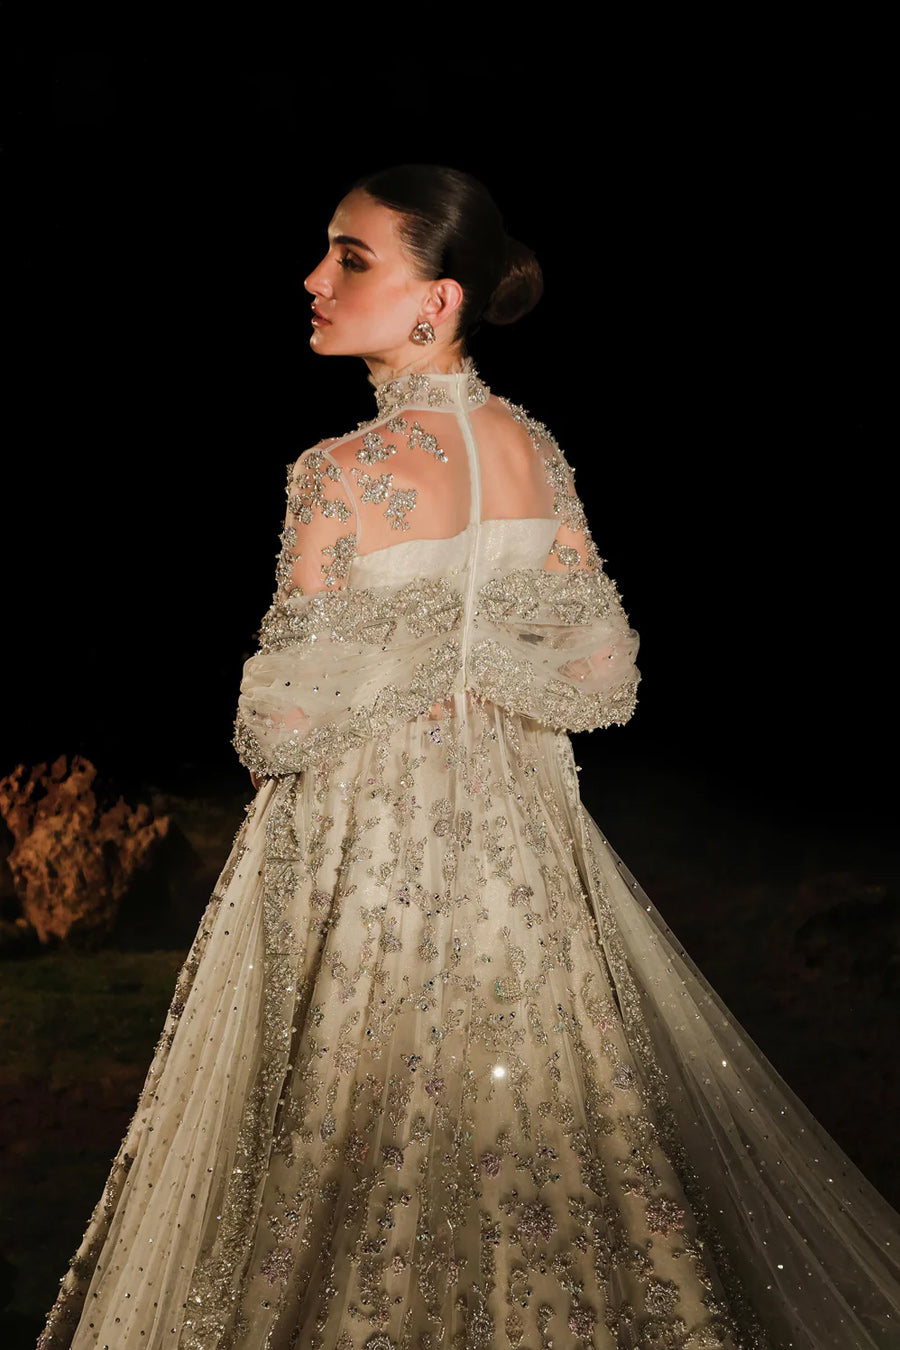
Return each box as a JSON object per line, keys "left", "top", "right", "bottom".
{"left": 239, "top": 446, "right": 359, "bottom": 786}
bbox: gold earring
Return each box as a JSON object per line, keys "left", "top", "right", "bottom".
{"left": 410, "top": 320, "right": 436, "bottom": 345}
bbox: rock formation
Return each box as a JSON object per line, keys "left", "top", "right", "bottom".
{"left": 0, "top": 755, "right": 169, "bottom": 944}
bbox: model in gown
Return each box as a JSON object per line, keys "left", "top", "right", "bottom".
{"left": 38, "top": 168, "right": 900, "bottom": 1349}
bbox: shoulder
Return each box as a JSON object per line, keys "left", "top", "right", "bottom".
{"left": 310, "top": 409, "right": 466, "bottom": 487}
{"left": 476, "top": 392, "right": 576, "bottom": 487}
{"left": 476, "top": 392, "right": 576, "bottom": 491}
{"left": 287, "top": 415, "right": 398, "bottom": 479}
{"left": 482, "top": 394, "right": 597, "bottom": 563}
{"left": 286, "top": 444, "right": 345, "bottom": 493}
{"left": 487, "top": 393, "right": 561, "bottom": 453}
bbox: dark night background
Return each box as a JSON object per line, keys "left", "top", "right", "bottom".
{"left": 5, "top": 38, "right": 893, "bottom": 816}
{"left": 2, "top": 27, "right": 897, "bottom": 1344}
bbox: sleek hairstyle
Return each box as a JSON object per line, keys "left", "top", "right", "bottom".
{"left": 354, "top": 165, "right": 543, "bottom": 338}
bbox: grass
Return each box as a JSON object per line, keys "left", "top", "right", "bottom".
{"left": 0, "top": 948, "right": 186, "bottom": 1346}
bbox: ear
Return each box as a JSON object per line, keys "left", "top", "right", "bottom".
{"left": 420, "top": 278, "right": 464, "bottom": 331}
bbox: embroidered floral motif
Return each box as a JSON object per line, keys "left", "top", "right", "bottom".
{"left": 352, "top": 469, "right": 394, "bottom": 505}
{"left": 257, "top": 577, "right": 462, "bottom": 654}
{"left": 549, "top": 540, "right": 582, "bottom": 567}
{"left": 477, "top": 566, "right": 625, "bottom": 625}
{"left": 407, "top": 420, "right": 448, "bottom": 463}
{"left": 259, "top": 1245, "right": 294, "bottom": 1285}
{"left": 348, "top": 465, "right": 421, "bottom": 533}
{"left": 499, "top": 396, "right": 600, "bottom": 568}
{"left": 383, "top": 485, "right": 418, "bottom": 531}
{"left": 356, "top": 430, "right": 397, "bottom": 465}
{"left": 373, "top": 360, "right": 489, "bottom": 418}
{"left": 468, "top": 638, "right": 638, "bottom": 735}
{"left": 320, "top": 531, "right": 358, "bottom": 588}
{"left": 289, "top": 448, "right": 353, "bottom": 525}
{"left": 375, "top": 371, "right": 449, "bottom": 417}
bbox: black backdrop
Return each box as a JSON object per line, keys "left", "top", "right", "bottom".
{"left": 5, "top": 36, "right": 894, "bottom": 827}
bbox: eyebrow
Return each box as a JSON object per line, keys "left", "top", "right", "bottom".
{"left": 331, "top": 233, "right": 376, "bottom": 256}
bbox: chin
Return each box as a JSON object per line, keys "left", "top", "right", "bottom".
{"left": 310, "top": 329, "right": 353, "bottom": 357}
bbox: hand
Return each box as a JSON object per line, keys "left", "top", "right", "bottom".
{"left": 250, "top": 771, "right": 264, "bottom": 791}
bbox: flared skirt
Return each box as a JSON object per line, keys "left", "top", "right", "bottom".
{"left": 37, "top": 706, "right": 900, "bottom": 1348}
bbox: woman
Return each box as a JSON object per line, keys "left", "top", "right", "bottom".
{"left": 39, "top": 167, "right": 900, "bottom": 1349}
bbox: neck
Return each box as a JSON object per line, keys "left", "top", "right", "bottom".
{"left": 364, "top": 341, "right": 467, "bottom": 385}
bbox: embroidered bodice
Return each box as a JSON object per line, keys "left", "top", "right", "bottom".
{"left": 234, "top": 364, "right": 639, "bottom": 775}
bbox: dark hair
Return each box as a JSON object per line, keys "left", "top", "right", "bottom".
{"left": 354, "top": 165, "right": 543, "bottom": 337}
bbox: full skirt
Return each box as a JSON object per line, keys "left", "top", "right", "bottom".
{"left": 37, "top": 705, "right": 900, "bottom": 1348}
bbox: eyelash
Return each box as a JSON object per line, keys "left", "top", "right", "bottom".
{"left": 337, "top": 253, "right": 365, "bottom": 273}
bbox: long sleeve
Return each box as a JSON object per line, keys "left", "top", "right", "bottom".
{"left": 271, "top": 446, "right": 359, "bottom": 602}
{"left": 233, "top": 448, "right": 362, "bottom": 775}
{"left": 467, "top": 427, "right": 640, "bottom": 733}
{"left": 233, "top": 447, "right": 462, "bottom": 778}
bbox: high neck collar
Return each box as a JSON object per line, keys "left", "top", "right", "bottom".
{"left": 371, "top": 356, "right": 490, "bottom": 418}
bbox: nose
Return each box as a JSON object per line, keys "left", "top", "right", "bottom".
{"left": 304, "top": 255, "right": 333, "bottom": 298}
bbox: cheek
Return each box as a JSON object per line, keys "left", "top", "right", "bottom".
{"left": 350, "top": 283, "right": 419, "bottom": 335}
{"left": 366, "top": 278, "right": 418, "bottom": 317}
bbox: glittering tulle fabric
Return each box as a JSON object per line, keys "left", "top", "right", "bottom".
{"left": 38, "top": 367, "right": 900, "bottom": 1348}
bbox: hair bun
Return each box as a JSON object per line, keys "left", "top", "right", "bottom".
{"left": 357, "top": 167, "right": 543, "bottom": 337}
{"left": 483, "top": 237, "right": 544, "bottom": 326}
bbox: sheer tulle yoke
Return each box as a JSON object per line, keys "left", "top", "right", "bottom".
{"left": 38, "top": 363, "right": 900, "bottom": 1349}
{"left": 235, "top": 364, "right": 640, "bottom": 777}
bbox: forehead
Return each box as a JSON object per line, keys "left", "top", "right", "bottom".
{"left": 327, "top": 189, "right": 405, "bottom": 256}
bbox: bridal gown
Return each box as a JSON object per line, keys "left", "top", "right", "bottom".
{"left": 38, "top": 364, "right": 900, "bottom": 1349}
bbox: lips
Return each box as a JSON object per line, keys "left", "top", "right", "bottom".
{"left": 311, "top": 305, "right": 331, "bottom": 326}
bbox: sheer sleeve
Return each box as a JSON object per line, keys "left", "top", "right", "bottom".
{"left": 273, "top": 447, "right": 358, "bottom": 601}
{"left": 233, "top": 448, "right": 362, "bottom": 776}
{"left": 543, "top": 443, "right": 640, "bottom": 693}
{"left": 468, "top": 430, "right": 641, "bottom": 733}
{"left": 233, "top": 446, "right": 461, "bottom": 778}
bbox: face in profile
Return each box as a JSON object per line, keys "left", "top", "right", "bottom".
{"left": 304, "top": 190, "right": 434, "bottom": 364}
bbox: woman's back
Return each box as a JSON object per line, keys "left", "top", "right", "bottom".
{"left": 278, "top": 364, "right": 598, "bottom": 602}
{"left": 233, "top": 364, "right": 640, "bottom": 780}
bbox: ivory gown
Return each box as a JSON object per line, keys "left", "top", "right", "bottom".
{"left": 38, "top": 363, "right": 900, "bottom": 1348}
